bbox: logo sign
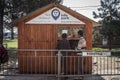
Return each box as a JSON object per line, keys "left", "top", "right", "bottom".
{"left": 26, "top": 7, "right": 85, "bottom": 24}
{"left": 51, "top": 9, "right": 60, "bottom": 20}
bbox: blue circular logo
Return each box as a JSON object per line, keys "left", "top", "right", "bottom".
{"left": 51, "top": 9, "right": 60, "bottom": 20}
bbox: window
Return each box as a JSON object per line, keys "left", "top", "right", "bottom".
{"left": 58, "top": 26, "right": 85, "bottom": 39}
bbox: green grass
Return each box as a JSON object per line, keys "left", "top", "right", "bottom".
{"left": 92, "top": 47, "right": 120, "bottom": 56}
{"left": 3, "top": 39, "right": 18, "bottom": 49}
{"left": 92, "top": 47, "right": 120, "bottom": 50}
{"left": 92, "top": 47, "right": 107, "bottom": 51}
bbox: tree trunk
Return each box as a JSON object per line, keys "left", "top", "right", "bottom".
{"left": 108, "top": 36, "right": 112, "bottom": 50}
{"left": 0, "top": 12, "right": 3, "bottom": 44}
{"left": 0, "top": 1, "right": 4, "bottom": 44}
{"left": 11, "top": 27, "right": 14, "bottom": 39}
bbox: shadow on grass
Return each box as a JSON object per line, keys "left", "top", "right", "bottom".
{"left": 8, "top": 48, "right": 18, "bottom": 49}
{"left": 3, "top": 39, "right": 17, "bottom": 42}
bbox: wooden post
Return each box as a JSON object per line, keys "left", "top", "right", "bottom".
{"left": 85, "top": 22, "right": 92, "bottom": 50}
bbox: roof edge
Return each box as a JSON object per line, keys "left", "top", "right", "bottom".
{"left": 16, "top": 3, "right": 98, "bottom": 26}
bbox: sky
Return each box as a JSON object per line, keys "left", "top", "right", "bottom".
{"left": 63, "top": 0, "right": 101, "bottom": 21}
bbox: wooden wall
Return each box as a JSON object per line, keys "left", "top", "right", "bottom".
{"left": 18, "top": 24, "right": 58, "bottom": 49}
{"left": 18, "top": 24, "right": 58, "bottom": 73}
{"left": 18, "top": 23, "right": 92, "bottom": 73}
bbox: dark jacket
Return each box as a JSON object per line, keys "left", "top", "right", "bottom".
{"left": 56, "top": 39, "right": 71, "bottom": 55}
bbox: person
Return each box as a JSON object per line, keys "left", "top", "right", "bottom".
{"left": 76, "top": 30, "right": 86, "bottom": 77}
{"left": 56, "top": 33, "right": 71, "bottom": 79}
{"left": 77, "top": 30, "right": 86, "bottom": 50}
{"left": 56, "top": 33, "right": 71, "bottom": 55}
{"left": 0, "top": 44, "right": 9, "bottom": 65}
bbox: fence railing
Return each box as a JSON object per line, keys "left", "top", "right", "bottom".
{"left": 0, "top": 49, "right": 120, "bottom": 80}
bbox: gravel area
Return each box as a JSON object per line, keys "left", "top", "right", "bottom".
{"left": 0, "top": 51, "right": 120, "bottom": 80}
{"left": 0, "top": 75, "right": 120, "bottom": 80}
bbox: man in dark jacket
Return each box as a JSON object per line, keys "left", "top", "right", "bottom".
{"left": 56, "top": 33, "right": 71, "bottom": 77}
{"left": 56, "top": 33, "right": 71, "bottom": 55}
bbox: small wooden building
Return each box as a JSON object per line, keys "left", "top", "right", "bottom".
{"left": 17, "top": 3, "right": 97, "bottom": 73}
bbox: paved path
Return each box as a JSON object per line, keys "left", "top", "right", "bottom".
{"left": 0, "top": 74, "right": 120, "bottom": 80}
{"left": 1, "top": 54, "right": 120, "bottom": 80}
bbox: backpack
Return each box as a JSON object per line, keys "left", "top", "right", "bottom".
{"left": 0, "top": 45, "right": 9, "bottom": 64}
